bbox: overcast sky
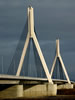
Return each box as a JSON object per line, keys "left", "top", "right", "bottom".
{"left": 0, "top": 0, "right": 75, "bottom": 80}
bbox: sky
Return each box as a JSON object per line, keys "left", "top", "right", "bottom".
{"left": 0, "top": 0, "right": 75, "bottom": 80}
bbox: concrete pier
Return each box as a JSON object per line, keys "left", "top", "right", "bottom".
{"left": 57, "top": 84, "right": 73, "bottom": 89}
{"left": 23, "top": 83, "right": 57, "bottom": 98}
{"left": 0, "top": 85, "right": 23, "bottom": 99}
{"left": 0, "top": 83, "right": 57, "bottom": 99}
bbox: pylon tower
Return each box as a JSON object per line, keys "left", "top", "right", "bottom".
{"left": 50, "top": 39, "right": 71, "bottom": 84}
{"left": 16, "top": 6, "right": 53, "bottom": 84}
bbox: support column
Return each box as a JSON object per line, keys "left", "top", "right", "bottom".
{"left": 23, "top": 83, "right": 57, "bottom": 98}
{"left": 0, "top": 85, "right": 23, "bottom": 99}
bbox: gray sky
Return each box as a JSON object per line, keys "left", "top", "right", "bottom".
{"left": 0, "top": 0, "right": 75, "bottom": 80}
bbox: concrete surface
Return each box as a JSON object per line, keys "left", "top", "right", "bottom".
{"left": 57, "top": 84, "right": 73, "bottom": 89}
{"left": 23, "top": 83, "right": 57, "bottom": 98}
{"left": 0, "top": 85, "right": 23, "bottom": 99}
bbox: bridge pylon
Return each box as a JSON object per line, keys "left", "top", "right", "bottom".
{"left": 16, "top": 6, "right": 53, "bottom": 84}
{"left": 50, "top": 39, "right": 71, "bottom": 84}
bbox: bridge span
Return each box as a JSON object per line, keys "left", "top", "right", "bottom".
{"left": 0, "top": 6, "right": 74, "bottom": 99}
{"left": 0, "top": 74, "right": 74, "bottom": 85}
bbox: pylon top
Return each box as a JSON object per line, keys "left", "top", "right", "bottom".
{"left": 29, "top": 5, "right": 32, "bottom": 8}
{"left": 56, "top": 39, "right": 60, "bottom": 57}
{"left": 28, "top": 6, "right": 34, "bottom": 38}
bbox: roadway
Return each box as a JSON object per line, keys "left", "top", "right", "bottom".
{"left": 0, "top": 74, "right": 74, "bottom": 84}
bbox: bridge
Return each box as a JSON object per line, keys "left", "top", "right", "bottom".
{"left": 0, "top": 6, "right": 74, "bottom": 99}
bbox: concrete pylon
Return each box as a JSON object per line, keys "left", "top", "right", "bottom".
{"left": 16, "top": 6, "right": 53, "bottom": 84}
{"left": 50, "top": 39, "right": 71, "bottom": 84}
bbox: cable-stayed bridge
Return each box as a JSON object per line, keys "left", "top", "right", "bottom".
{"left": 0, "top": 6, "right": 74, "bottom": 99}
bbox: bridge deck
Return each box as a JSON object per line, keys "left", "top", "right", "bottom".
{"left": 0, "top": 74, "right": 48, "bottom": 84}
{"left": 0, "top": 74, "right": 74, "bottom": 84}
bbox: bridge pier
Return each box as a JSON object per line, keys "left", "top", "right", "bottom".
{"left": 57, "top": 83, "right": 73, "bottom": 89}
{"left": 0, "top": 85, "right": 23, "bottom": 99}
{"left": 23, "top": 83, "right": 57, "bottom": 98}
{"left": 0, "top": 83, "right": 57, "bottom": 99}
